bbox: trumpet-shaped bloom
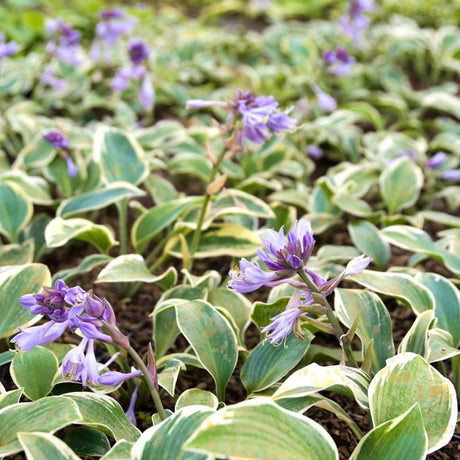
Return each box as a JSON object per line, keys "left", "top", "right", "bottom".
{"left": 98, "top": 369, "right": 143, "bottom": 386}
{"left": 11, "top": 321, "right": 68, "bottom": 352}
{"left": 312, "top": 85, "right": 337, "bottom": 112}
{"left": 228, "top": 258, "right": 279, "bottom": 293}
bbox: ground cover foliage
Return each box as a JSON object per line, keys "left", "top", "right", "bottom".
{"left": 0, "top": 0, "right": 460, "bottom": 458}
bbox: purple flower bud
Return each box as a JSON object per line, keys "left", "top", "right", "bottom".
{"left": 43, "top": 130, "right": 68, "bottom": 149}
{"left": 440, "top": 169, "right": 460, "bottom": 181}
{"left": 11, "top": 321, "right": 68, "bottom": 352}
{"left": 66, "top": 156, "right": 77, "bottom": 178}
{"left": 100, "top": 9, "right": 124, "bottom": 19}
{"left": 139, "top": 74, "right": 154, "bottom": 111}
{"left": 129, "top": 38, "right": 149, "bottom": 65}
{"left": 125, "top": 385, "right": 139, "bottom": 426}
{"left": 306, "top": 145, "right": 323, "bottom": 159}
{"left": 344, "top": 254, "right": 372, "bottom": 276}
{"left": 186, "top": 99, "right": 228, "bottom": 109}
{"left": 97, "top": 369, "right": 143, "bottom": 386}
{"left": 323, "top": 49, "right": 337, "bottom": 64}
{"left": 147, "top": 343, "right": 159, "bottom": 391}
{"left": 312, "top": 85, "right": 337, "bottom": 112}
{"left": 0, "top": 34, "right": 18, "bottom": 61}
{"left": 78, "top": 321, "right": 113, "bottom": 343}
{"left": 427, "top": 152, "right": 447, "bottom": 170}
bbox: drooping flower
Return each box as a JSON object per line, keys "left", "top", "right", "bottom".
{"left": 186, "top": 89, "right": 296, "bottom": 145}
{"left": 228, "top": 258, "right": 280, "bottom": 293}
{"left": 65, "top": 156, "right": 77, "bottom": 178}
{"left": 43, "top": 130, "right": 69, "bottom": 149}
{"left": 125, "top": 385, "right": 139, "bottom": 426}
{"left": 0, "top": 33, "right": 18, "bottom": 62}
{"left": 427, "top": 151, "right": 447, "bottom": 170}
{"left": 312, "top": 85, "right": 337, "bottom": 112}
{"left": 98, "top": 369, "right": 143, "bottom": 386}
{"left": 11, "top": 321, "right": 68, "bottom": 352}
{"left": 323, "top": 47, "right": 356, "bottom": 76}
{"left": 139, "top": 74, "right": 154, "bottom": 111}
{"left": 261, "top": 292, "right": 306, "bottom": 344}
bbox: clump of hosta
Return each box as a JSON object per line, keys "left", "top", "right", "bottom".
{"left": 229, "top": 219, "right": 371, "bottom": 361}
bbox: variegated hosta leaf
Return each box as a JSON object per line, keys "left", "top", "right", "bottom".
{"left": 335, "top": 288, "right": 395, "bottom": 372}
{"left": 185, "top": 400, "right": 339, "bottom": 460}
{"left": 45, "top": 217, "right": 117, "bottom": 254}
{"left": 398, "top": 310, "right": 435, "bottom": 358}
{"left": 132, "top": 406, "right": 214, "bottom": 460}
{"left": 52, "top": 254, "right": 113, "bottom": 283}
{"left": 351, "top": 270, "right": 435, "bottom": 314}
{"left": 0, "top": 263, "right": 51, "bottom": 339}
{"left": 18, "top": 432, "right": 80, "bottom": 460}
{"left": 379, "top": 157, "right": 423, "bottom": 215}
{"left": 0, "top": 389, "right": 22, "bottom": 411}
{"left": 0, "top": 240, "right": 35, "bottom": 267}
{"left": 0, "top": 396, "right": 81, "bottom": 457}
{"left": 175, "top": 389, "right": 219, "bottom": 411}
{"left": 157, "top": 358, "right": 186, "bottom": 396}
{"left": 94, "top": 126, "right": 148, "bottom": 186}
{"left": 350, "top": 405, "right": 428, "bottom": 460}
{"left": 175, "top": 300, "right": 238, "bottom": 401}
{"left": 428, "top": 328, "right": 460, "bottom": 362}
{"left": 416, "top": 272, "right": 460, "bottom": 346}
{"left": 272, "top": 363, "right": 370, "bottom": 410}
{"left": 369, "top": 353, "right": 457, "bottom": 453}
{"left": 100, "top": 440, "right": 133, "bottom": 460}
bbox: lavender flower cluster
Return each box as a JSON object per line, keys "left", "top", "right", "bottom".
{"left": 45, "top": 18, "right": 83, "bottom": 66}
{"left": 228, "top": 219, "right": 371, "bottom": 344}
{"left": 339, "top": 0, "right": 376, "bottom": 43}
{"left": 187, "top": 89, "right": 296, "bottom": 146}
{"left": 12, "top": 280, "right": 141, "bottom": 387}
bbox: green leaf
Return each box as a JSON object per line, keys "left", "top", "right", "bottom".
{"left": 0, "top": 263, "right": 51, "bottom": 338}
{"left": 65, "top": 392, "right": 141, "bottom": 442}
{"left": 0, "top": 389, "right": 23, "bottom": 411}
{"left": 175, "top": 300, "right": 238, "bottom": 401}
{"left": 96, "top": 254, "right": 176, "bottom": 284}
{"left": 45, "top": 217, "right": 117, "bottom": 254}
{"left": 158, "top": 358, "right": 186, "bottom": 396}
{"left": 57, "top": 182, "right": 145, "bottom": 218}
{"left": 416, "top": 272, "right": 460, "bottom": 346}
{"left": 94, "top": 126, "right": 148, "bottom": 185}
{"left": 380, "top": 225, "right": 460, "bottom": 275}
{"left": 52, "top": 254, "right": 113, "bottom": 283}
{"left": 100, "top": 440, "right": 133, "bottom": 460}
{"left": 351, "top": 270, "right": 435, "bottom": 314}
{"left": 18, "top": 432, "right": 80, "bottom": 460}
{"left": 0, "top": 350, "right": 15, "bottom": 367}
{"left": 185, "top": 400, "right": 339, "bottom": 460}
{"left": 350, "top": 405, "right": 427, "bottom": 460}
{"left": 167, "top": 223, "right": 261, "bottom": 259}
{"left": 241, "top": 327, "right": 314, "bottom": 394}
{"left": 369, "top": 353, "right": 457, "bottom": 453}
{"left": 15, "top": 134, "right": 56, "bottom": 169}
{"left": 272, "top": 363, "right": 370, "bottom": 410}
{"left": 335, "top": 289, "right": 395, "bottom": 373}
{"left": 10, "top": 346, "right": 58, "bottom": 400}
{"left": 132, "top": 406, "right": 213, "bottom": 460}
{"left": 398, "top": 310, "right": 435, "bottom": 358}
{"left": 0, "top": 170, "right": 53, "bottom": 206}
{"left": 0, "top": 396, "right": 81, "bottom": 457}
{"left": 175, "top": 389, "right": 219, "bottom": 410}
{"left": 0, "top": 183, "right": 33, "bottom": 242}
{"left": 132, "top": 198, "right": 200, "bottom": 252}
{"left": 348, "top": 221, "right": 390, "bottom": 270}
{"left": 252, "top": 297, "right": 290, "bottom": 330}
{"left": 428, "top": 329, "right": 460, "bottom": 363}
{"left": 0, "top": 240, "right": 35, "bottom": 266}
{"left": 62, "top": 426, "right": 111, "bottom": 457}
{"left": 421, "top": 91, "right": 460, "bottom": 118}
{"left": 379, "top": 158, "right": 423, "bottom": 214}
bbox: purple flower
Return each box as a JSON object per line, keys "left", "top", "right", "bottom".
{"left": 440, "top": 169, "right": 460, "bottom": 181}
{"left": 62, "top": 337, "right": 101, "bottom": 386}
{"left": 306, "top": 145, "right": 323, "bottom": 159}
{"left": 427, "top": 151, "right": 447, "bottom": 170}
{"left": 228, "top": 258, "right": 279, "bottom": 293}
{"left": 139, "top": 75, "right": 154, "bottom": 111}
{"left": 45, "top": 19, "right": 82, "bottom": 66}
{"left": 43, "top": 130, "right": 68, "bottom": 149}
{"left": 261, "top": 292, "right": 305, "bottom": 344}
{"left": 339, "top": 0, "right": 375, "bottom": 43}
{"left": 129, "top": 38, "right": 149, "bottom": 65}
{"left": 11, "top": 321, "right": 68, "bottom": 352}
{"left": 312, "top": 85, "right": 337, "bottom": 112}
{"left": 323, "top": 47, "right": 356, "bottom": 76}
{"left": 258, "top": 219, "right": 315, "bottom": 272}
{"left": 186, "top": 99, "right": 228, "bottom": 109}
{"left": 98, "top": 369, "right": 143, "bottom": 386}
{"left": 125, "top": 385, "right": 139, "bottom": 426}
{"left": 66, "top": 156, "right": 77, "bottom": 178}
{"left": 40, "top": 66, "right": 67, "bottom": 90}
{"left": 0, "top": 34, "right": 18, "bottom": 62}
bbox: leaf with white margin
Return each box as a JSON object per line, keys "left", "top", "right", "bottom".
{"left": 369, "top": 353, "right": 457, "bottom": 453}
{"left": 185, "top": 399, "right": 338, "bottom": 460}
{"left": 350, "top": 405, "right": 427, "bottom": 460}
{"left": 398, "top": 310, "right": 435, "bottom": 358}
{"left": 428, "top": 328, "right": 460, "bottom": 363}
{"left": 175, "top": 389, "right": 219, "bottom": 411}
{"left": 158, "top": 358, "right": 186, "bottom": 396}
{"left": 132, "top": 406, "right": 213, "bottom": 460}
{"left": 350, "top": 270, "right": 434, "bottom": 314}
{"left": 18, "top": 432, "right": 80, "bottom": 460}
{"left": 335, "top": 288, "right": 395, "bottom": 373}
{"left": 96, "top": 254, "right": 176, "bottom": 285}
{"left": 45, "top": 217, "right": 117, "bottom": 254}
{"left": 416, "top": 272, "right": 460, "bottom": 346}
{"left": 0, "top": 396, "right": 81, "bottom": 456}
{"left": 100, "top": 440, "right": 133, "bottom": 460}
{"left": 272, "top": 363, "right": 370, "bottom": 410}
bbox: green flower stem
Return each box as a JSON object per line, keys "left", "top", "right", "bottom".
{"left": 127, "top": 346, "right": 166, "bottom": 422}
{"left": 117, "top": 199, "right": 129, "bottom": 255}
{"left": 189, "top": 150, "right": 226, "bottom": 261}
{"left": 297, "top": 269, "right": 359, "bottom": 368}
